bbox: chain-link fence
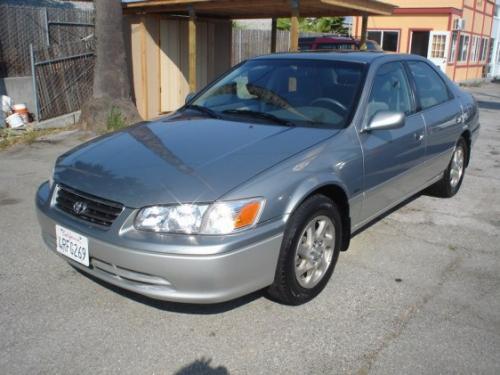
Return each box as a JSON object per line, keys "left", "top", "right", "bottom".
{"left": 0, "top": 4, "right": 94, "bottom": 78}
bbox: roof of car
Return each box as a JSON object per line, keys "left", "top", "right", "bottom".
{"left": 253, "top": 51, "right": 389, "bottom": 64}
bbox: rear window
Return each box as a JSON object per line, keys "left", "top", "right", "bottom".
{"left": 316, "top": 43, "right": 356, "bottom": 50}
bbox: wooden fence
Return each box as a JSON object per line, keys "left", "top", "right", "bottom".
{"left": 232, "top": 29, "right": 291, "bottom": 65}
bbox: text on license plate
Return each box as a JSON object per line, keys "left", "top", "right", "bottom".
{"left": 55, "top": 225, "right": 89, "bottom": 267}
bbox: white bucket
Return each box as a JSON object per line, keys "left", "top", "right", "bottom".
{"left": 6, "top": 113, "right": 24, "bottom": 129}
{"left": 12, "top": 103, "right": 27, "bottom": 112}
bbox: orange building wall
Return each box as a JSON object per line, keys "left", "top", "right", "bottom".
{"left": 352, "top": 0, "right": 496, "bottom": 82}
{"left": 353, "top": 15, "right": 449, "bottom": 54}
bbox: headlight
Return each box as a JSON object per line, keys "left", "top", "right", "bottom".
{"left": 135, "top": 198, "right": 265, "bottom": 235}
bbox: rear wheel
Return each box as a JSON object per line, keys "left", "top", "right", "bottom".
{"left": 427, "top": 137, "right": 468, "bottom": 198}
{"left": 267, "top": 194, "right": 342, "bottom": 305}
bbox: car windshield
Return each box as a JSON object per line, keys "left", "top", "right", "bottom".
{"left": 190, "top": 59, "right": 365, "bottom": 128}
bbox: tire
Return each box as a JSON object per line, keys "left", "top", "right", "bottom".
{"left": 267, "top": 194, "right": 343, "bottom": 305}
{"left": 426, "top": 137, "right": 468, "bottom": 198}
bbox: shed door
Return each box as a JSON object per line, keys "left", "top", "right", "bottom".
{"left": 427, "top": 31, "right": 450, "bottom": 72}
{"left": 159, "top": 19, "right": 213, "bottom": 113}
{"left": 160, "top": 19, "right": 189, "bottom": 113}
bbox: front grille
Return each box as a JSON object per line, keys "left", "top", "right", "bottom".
{"left": 55, "top": 184, "right": 124, "bottom": 228}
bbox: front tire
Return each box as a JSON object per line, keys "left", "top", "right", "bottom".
{"left": 267, "top": 194, "right": 342, "bottom": 305}
{"left": 426, "top": 137, "right": 468, "bottom": 198}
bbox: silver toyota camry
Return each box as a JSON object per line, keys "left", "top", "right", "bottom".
{"left": 36, "top": 52, "right": 479, "bottom": 305}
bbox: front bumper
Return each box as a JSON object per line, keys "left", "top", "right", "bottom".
{"left": 36, "top": 182, "right": 284, "bottom": 304}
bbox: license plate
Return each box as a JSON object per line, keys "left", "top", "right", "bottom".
{"left": 55, "top": 225, "right": 89, "bottom": 267}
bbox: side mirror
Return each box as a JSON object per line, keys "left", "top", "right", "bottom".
{"left": 185, "top": 92, "right": 196, "bottom": 104}
{"left": 364, "top": 111, "right": 405, "bottom": 132}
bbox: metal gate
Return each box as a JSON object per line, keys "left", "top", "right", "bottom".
{"left": 30, "top": 39, "right": 95, "bottom": 121}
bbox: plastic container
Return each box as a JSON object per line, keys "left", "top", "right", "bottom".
{"left": 6, "top": 113, "right": 24, "bottom": 129}
{"left": 12, "top": 104, "right": 30, "bottom": 123}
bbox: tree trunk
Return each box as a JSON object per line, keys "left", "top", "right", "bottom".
{"left": 80, "top": 0, "right": 141, "bottom": 132}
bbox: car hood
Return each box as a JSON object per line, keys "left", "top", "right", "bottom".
{"left": 55, "top": 115, "right": 335, "bottom": 208}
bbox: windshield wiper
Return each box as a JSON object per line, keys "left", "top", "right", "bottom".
{"left": 183, "top": 104, "right": 221, "bottom": 119}
{"left": 222, "top": 109, "right": 295, "bottom": 127}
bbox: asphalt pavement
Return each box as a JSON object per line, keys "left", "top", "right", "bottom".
{"left": 0, "top": 84, "right": 499, "bottom": 375}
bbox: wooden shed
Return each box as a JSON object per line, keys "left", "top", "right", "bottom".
{"left": 123, "top": 0, "right": 396, "bottom": 120}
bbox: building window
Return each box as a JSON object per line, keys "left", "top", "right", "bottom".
{"left": 470, "top": 36, "right": 480, "bottom": 62}
{"left": 366, "top": 30, "right": 399, "bottom": 52}
{"left": 448, "top": 32, "right": 459, "bottom": 63}
{"left": 458, "top": 34, "right": 470, "bottom": 62}
{"left": 480, "top": 37, "right": 489, "bottom": 62}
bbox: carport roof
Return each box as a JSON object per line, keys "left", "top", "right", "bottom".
{"left": 123, "top": 0, "right": 396, "bottom": 18}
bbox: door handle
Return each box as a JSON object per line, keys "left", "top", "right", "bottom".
{"left": 414, "top": 132, "right": 424, "bottom": 142}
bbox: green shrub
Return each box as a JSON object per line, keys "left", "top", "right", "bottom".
{"left": 106, "top": 106, "right": 126, "bottom": 131}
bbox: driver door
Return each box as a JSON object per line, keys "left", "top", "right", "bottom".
{"left": 359, "top": 62, "right": 426, "bottom": 221}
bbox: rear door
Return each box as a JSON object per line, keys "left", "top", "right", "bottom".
{"left": 359, "top": 62, "right": 426, "bottom": 220}
{"left": 427, "top": 32, "right": 450, "bottom": 72}
{"left": 406, "top": 61, "right": 463, "bottom": 181}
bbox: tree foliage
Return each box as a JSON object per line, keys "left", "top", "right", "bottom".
{"left": 277, "top": 17, "right": 347, "bottom": 35}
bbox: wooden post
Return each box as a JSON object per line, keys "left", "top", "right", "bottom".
{"left": 290, "top": 0, "right": 299, "bottom": 52}
{"left": 188, "top": 6, "right": 197, "bottom": 92}
{"left": 359, "top": 14, "right": 368, "bottom": 50}
{"left": 140, "top": 16, "right": 148, "bottom": 119}
{"left": 271, "top": 18, "right": 277, "bottom": 53}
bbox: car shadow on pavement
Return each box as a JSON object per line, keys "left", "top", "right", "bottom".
{"left": 74, "top": 268, "right": 265, "bottom": 314}
{"left": 476, "top": 100, "right": 500, "bottom": 111}
{"left": 174, "top": 358, "right": 229, "bottom": 375}
{"left": 352, "top": 192, "right": 423, "bottom": 238}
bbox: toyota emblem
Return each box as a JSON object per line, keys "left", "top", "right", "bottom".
{"left": 73, "top": 201, "right": 88, "bottom": 215}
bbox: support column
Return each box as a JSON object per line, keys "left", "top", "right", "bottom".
{"left": 271, "top": 18, "right": 277, "bottom": 53}
{"left": 188, "top": 6, "right": 197, "bottom": 92}
{"left": 290, "top": 0, "right": 299, "bottom": 52}
{"left": 359, "top": 14, "right": 368, "bottom": 50}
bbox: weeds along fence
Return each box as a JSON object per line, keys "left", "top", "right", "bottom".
{"left": 31, "top": 39, "right": 95, "bottom": 121}
{"left": 0, "top": 4, "right": 95, "bottom": 78}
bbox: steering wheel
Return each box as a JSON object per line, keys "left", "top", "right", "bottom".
{"left": 310, "top": 97, "right": 348, "bottom": 115}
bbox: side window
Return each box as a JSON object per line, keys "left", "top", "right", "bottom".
{"left": 407, "top": 61, "right": 451, "bottom": 110}
{"left": 366, "top": 62, "right": 413, "bottom": 121}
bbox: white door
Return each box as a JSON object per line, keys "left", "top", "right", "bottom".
{"left": 427, "top": 31, "right": 450, "bottom": 71}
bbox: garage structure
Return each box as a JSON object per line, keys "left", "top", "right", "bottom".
{"left": 122, "top": 0, "right": 396, "bottom": 119}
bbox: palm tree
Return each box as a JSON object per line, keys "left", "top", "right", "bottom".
{"left": 80, "top": 0, "right": 140, "bottom": 131}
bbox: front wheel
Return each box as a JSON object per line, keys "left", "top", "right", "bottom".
{"left": 427, "top": 137, "right": 468, "bottom": 198}
{"left": 267, "top": 195, "right": 342, "bottom": 305}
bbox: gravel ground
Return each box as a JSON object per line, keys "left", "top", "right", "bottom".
{"left": 0, "top": 85, "right": 499, "bottom": 375}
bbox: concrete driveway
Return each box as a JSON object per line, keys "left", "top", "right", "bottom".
{"left": 1, "top": 85, "right": 499, "bottom": 375}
